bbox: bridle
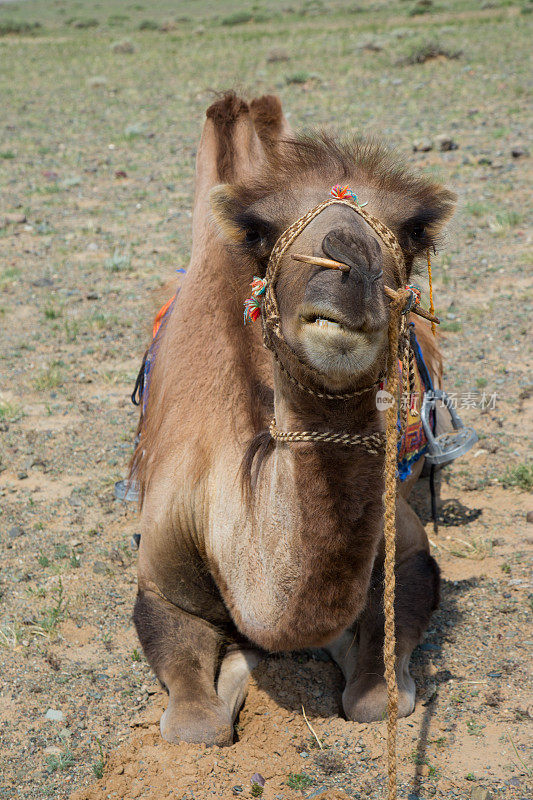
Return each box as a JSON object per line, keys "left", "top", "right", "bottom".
{"left": 245, "top": 189, "right": 414, "bottom": 452}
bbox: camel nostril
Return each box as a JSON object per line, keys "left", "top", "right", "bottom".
{"left": 322, "top": 230, "right": 383, "bottom": 289}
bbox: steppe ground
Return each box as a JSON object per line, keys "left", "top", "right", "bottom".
{"left": 0, "top": 0, "right": 532, "bottom": 798}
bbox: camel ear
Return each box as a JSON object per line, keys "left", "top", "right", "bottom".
{"left": 209, "top": 184, "right": 246, "bottom": 243}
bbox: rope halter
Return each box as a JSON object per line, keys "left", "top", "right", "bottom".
{"left": 244, "top": 187, "right": 411, "bottom": 454}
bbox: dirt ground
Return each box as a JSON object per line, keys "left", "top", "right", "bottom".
{"left": 1, "top": 0, "right": 532, "bottom": 798}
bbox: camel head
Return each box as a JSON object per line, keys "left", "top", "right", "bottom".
{"left": 211, "top": 134, "right": 455, "bottom": 391}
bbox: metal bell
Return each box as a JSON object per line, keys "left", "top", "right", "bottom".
{"left": 421, "top": 389, "right": 478, "bottom": 467}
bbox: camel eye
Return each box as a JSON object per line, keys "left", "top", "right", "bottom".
{"left": 410, "top": 222, "right": 425, "bottom": 241}
{"left": 245, "top": 229, "right": 261, "bottom": 246}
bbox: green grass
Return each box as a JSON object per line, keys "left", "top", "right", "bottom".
{"left": 34, "top": 364, "right": 64, "bottom": 391}
{"left": 45, "top": 749, "right": 75, "bottom": 773}
{"left": 286, "top": 773, "right": 314, "bottom": 789}
{"left": 500, "top": 462, "right": 533, "bottom": 491}
{"left": 0, "top": 21, "right": 42, "bottom": 36}
{"left": 31, "top": 578, "right": 67, "bottom": 638}
{"left": 44, "top": 306, "right": 62, "bottom": 320}
{"left": 105, "top": 251, "right": 132, "bottom": 273}
{"left": 92, "top": 737, "right": 106, "bottom": 779}
{"left": 0, "top": 399, "right": 22, "bottom": 422}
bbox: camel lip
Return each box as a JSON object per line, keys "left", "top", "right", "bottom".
{"left": 298, "top": 303, "right": 357, "bottom": 333}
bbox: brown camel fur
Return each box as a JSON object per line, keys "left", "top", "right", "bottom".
{"left": 131, "top": 93, "right": 455, "bottom": 746}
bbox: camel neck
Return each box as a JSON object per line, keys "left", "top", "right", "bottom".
{"left": 272, "top": 362, "right": 383, "bottom": 438}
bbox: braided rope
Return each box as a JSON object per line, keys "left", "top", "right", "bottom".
{"left": 382, "top": 292, "right": 410, "bottom": 800}
{"left": 427, "top": 248, "right": 436, "bottom": 337}
{"left": 270, "top": 345, "right": 383, "bottom": 402}
{"left": 269, "top": 420, "right": 385, "bottom": 455}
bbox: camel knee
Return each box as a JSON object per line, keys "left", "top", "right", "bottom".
{"left": 134, "top": 588, "right": 234, "bottom": 745}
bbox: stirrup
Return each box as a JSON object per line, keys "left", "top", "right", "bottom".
{"left": 421, "top": 389, "right": 478, "bottom": 467}
{"left": 114, "top": 479, "right": 140, "bottom": 503}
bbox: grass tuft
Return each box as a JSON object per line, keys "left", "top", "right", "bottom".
{"left": 0, "top": 21, "right": 42, "bottom": 36}
{"left": 45, "top": 749, "right": 75, "bottom": 773}
{"left": 400, "top": 39, "right": 462, "bottom": 65}
{"left": 500, "top": 462, "right": 533, "bottom": 491}
{"left": 221, "top": 11, "right": 253, "bottom": 26}
{"left": 286, "top": 773, "right": 314, "bottom": 789}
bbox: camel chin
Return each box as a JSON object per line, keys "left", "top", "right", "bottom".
{"left": 300, "top": 321, "right": 387, "bottom": 380}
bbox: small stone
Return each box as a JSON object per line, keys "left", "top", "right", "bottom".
{"left": 526, "top": 511, "right": 533, "bottom": 524}
{"left": 471, "top": 789, "right": 492, "bottom": 800}
{"left": 43, "top": 746, "right": 62, "bottom": 755}
{"left": 92, "top": 561, "right": 108, "bottom": 575}
{"left": 511, "top": 144, "right": 529, "bottom": 159}
{"left": 45, "top": 709, "right": 64, "bottom": 722}
{"left": 413, "top": 138, "right": 433, "bottom": 152}
{"left": 8, "top": 526, "right": 24, "bottom": 539}
{"left": 435, "top": 134, "right": 458, "bottom": 151}
{"left": 86, "top": 291, "right": 99, "bottom": 300}
{"left": 111, "top": 39, "right": 135, "bottom": 54}
{"left": 17, "top": 471, "right": 28, "bottom": 480}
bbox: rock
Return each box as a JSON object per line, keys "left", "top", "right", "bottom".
{"left": 526, "top": 511, "right": 533, "bottom": 524}
{"left": 44, "top": 709, "right": 64, "bottom": 722}
{"left": 511, "top": 144, "right": 529, "bottom": 159}
{"left": 111, "top": 39, "right": 135, "bottom": 54}
{"left": 2, "top": 213, "right": 26, "bottom": 225}
{"left": 43, "top": 746, "right": 62, "bottom": 755}
{"left": 417, "top": 764, "right": 430, "bottom": 777}
{"left": 435, "top": 134, "right": 458, "bottom": 151}
{"left": 92, "top": 561, "right": 108, "bottom": 575}
{"left": 8, "top": 526, "right": 24, "bottom": 539}
{"left": 413, "top": 138, "right": 433, "bottom": 152}
{"left": 471, "top": 789, "right": 492, "bottom": 800}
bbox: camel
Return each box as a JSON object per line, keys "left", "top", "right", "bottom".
{"left": 131, "top": 93, "right": 456, "bottom": 747}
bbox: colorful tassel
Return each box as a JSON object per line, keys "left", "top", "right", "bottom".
{"left": 330, "top": 184, "right": 367, "bottom": 207}
{"left": 405, "top": 284, "right": 421, "bottom": 306}
{"left": 244, "top": 276, "right": 267, "bottom": 324}
{"left": 244, "top": 296, "right": 261, "bottom": 324}
{"left": 250, "top": 276, "right": 267, "bottom": 298}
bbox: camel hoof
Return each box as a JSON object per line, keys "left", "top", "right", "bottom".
{"left": 160, "top": 699, "right": 233, "bottom": 747}
{"left": 342, "top": 675, "right": 416, "bottom": 723}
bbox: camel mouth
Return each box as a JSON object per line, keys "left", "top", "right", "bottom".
{"left": 298, "top": 303, "right": 359, "bottom": 335}
{"left": 295, "top": 303, "right": 387, "bottom": 379}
